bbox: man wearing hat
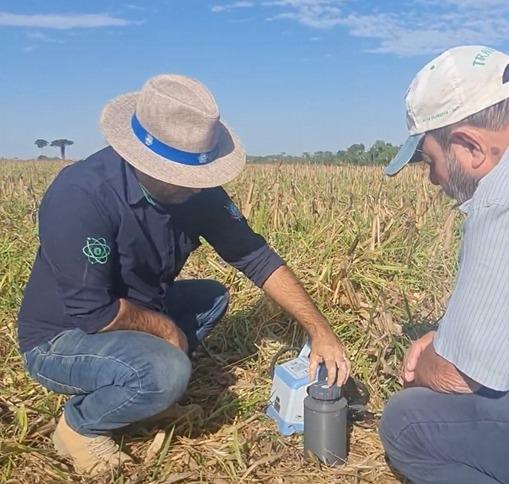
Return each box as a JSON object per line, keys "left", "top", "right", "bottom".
{"left": 380, "top": 46, "right": 509, "bottom": 483}
{"left": 18, "top": 74, "right": 349, "bottom": 475}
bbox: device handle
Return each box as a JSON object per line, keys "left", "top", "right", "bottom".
{"left": 298, "top": 341, "right": 311, "bottom": 358}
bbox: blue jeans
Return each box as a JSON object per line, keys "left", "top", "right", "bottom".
{"left": 380, "top": 386, "right": 509, "bottom": 484}
{"left": 23, "top": 279, "right": 229, "bottom": 437}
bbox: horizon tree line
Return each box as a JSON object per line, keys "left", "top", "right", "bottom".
{"left": 34, "top": 139, "right": 74, "bottom": 160}
{"left": 32, "top": 138, "right": 399, "bottom": 165}
{"left": 248, "top": 140, "right": 400, "bottom": 166}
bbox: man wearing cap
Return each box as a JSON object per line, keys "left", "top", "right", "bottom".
{"left": 18, "top": 74, "right": 349, "bottom": 475}
{"left": 380, "top": 46, "right": 509, "bottom": 483}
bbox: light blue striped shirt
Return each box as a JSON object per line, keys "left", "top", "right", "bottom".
{"left": 434, "top": 148, "right": 509, "bottom": 391}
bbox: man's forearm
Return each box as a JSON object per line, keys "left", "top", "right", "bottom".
{"left": 262, "top": 265, "right": 333, "bottom": 338}
{"left": 262, "top": 265, "right": 350, "bottom": 385}
{"left": 100, "top": 298, "right": 180, "bottom": 342}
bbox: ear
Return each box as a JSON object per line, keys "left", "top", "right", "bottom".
{"left": 449, "top": 127, "right": 487, "bottom": 170}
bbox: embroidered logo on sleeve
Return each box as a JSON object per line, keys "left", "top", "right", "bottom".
{"left": 225, "top": 202, "right": 243, "bottom": 221}
{"left": 82, "top": 237, "right": 111, "bottom": 264}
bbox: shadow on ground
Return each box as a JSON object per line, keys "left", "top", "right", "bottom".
{"left": 122, "top": 294, "right": 304, "bottom": 442}
{"left": 402, "top": 319, "right": 439, "bottom": 341}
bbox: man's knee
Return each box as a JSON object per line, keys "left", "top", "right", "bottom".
{"left": 206, "top": 280, "right": 230, "bottom": 311}
{"left": 197, "top": 281, "right": 230, "bottom": 330}
{"left": 380, "top": 387, "right": 440, "bottom": 473}
{"left": 380, "top": 390, "right": 409, "bottom": 452}
{"left": 381, "top": 388, "right": 431, "bottom": 458}
{"left": 136, "top": 341, "right": 192, "bottom": 410}
{"left": 213, "top": 285, "right": 230, "bottom": 314}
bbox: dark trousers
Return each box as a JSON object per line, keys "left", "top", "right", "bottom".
{"left": 380, "top": 386, "right": 509, "bottom": 484}
{"left": 165, "top": 279, "right": 230, "bottom": 353}
{"left": 23, "top": 279, "right": 229, "bottom": 436}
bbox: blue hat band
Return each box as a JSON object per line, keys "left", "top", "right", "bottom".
{"left": 131, "top": 114, "right": 216, "bottom": 166}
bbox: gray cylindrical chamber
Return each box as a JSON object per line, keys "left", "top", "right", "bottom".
{"left": 303, "top": 390, "right": 348, "bottom": 466}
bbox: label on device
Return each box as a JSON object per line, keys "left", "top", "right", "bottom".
{"left": 282, "top": 357, "right": 309, "bottom": 379}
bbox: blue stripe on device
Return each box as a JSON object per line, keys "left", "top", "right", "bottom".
{"left": 131, "top": 114, "right": 216, "bottom": 166}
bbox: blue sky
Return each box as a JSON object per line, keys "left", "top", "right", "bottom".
{"left": 1, "top": 0, "right": 509, "bottom": 160}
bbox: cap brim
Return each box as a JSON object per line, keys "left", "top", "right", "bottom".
{"left": 384, "top": 134, "right": 424, "bottom": 177}
{"left": 100, "top": 93, "right": 246, "bottom": 188}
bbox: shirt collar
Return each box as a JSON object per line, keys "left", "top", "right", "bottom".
{"left": 139, "top": 183, "right": 160, "bottom": 208}
{"left": 124, "top": 161, "right": 169, "bottom": 211}
{"left": 459, "top": 198, "right": 472, "bottom": 214}
{"left": 124, "top": 162, "right": 146, "bottom": 206}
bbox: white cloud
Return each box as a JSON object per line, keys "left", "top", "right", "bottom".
{"left": 341, "top": 9, "right": 509, "bottom": 57}
{"left": 212, "top": 0, "right": 509, "bottom": 56}
{"left": 0, "top": 11, "right": 132, "bottom": 29}
{"left": 27, "top": 31, "right": 50, "bottom": 40}
{"left": 435, "top": 0, "right": 509, "bottom": 7}
{"left": 264, "top": 0, "right": 343, "bottom": 28}
{"left": 125, "top": 4, "right": 145, "bottom": 11}
{"left": 212, "top": 1, "right": 254, "bottom": 13}
{"left": 26, "top": 31, "right": 64, "bottom": 43}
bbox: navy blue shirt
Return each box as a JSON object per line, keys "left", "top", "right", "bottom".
{"left": 18, "top": 147, "right": 284, "bottom": 353}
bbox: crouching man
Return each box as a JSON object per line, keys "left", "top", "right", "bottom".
{"left": 380, "top": 46, "right": 509, "bottom": 484}
{"left": 18, "top": 74, "right": 350, "bottom": 476}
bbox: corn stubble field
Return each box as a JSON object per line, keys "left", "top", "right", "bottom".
{"left": 0, "top": 161, "right": 461, "bottom": 483}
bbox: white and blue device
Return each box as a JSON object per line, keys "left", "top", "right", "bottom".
{"left": 266, "top": 343, "right": 312, "bottom": 436}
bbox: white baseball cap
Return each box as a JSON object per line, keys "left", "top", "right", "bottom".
{"left": 385, "top": 45, "right": 509, "bottom": 176}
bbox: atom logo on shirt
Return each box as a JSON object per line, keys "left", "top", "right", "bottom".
{"left": 82, "top": 237, "right": 111, "bottom": 265}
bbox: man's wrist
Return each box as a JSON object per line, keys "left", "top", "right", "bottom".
{"left": 308, "top": 319, "right": 335, "bottom": 340}
{"left": 105, "top": 298, "right": 178, "bottom": 342}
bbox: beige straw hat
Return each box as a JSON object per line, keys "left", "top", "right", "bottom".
{"left": 100, "top": 74, "right": 246, "bottom": 188}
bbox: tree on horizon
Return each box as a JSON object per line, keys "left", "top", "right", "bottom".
{"left": 34, "top": 139, "right": 48, "bottom": 155}
{"left": 50, "top": 139, "right": 74, "bottom": 160}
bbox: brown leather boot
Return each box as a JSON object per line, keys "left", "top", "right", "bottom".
{"left": 52, "top": 414, "right": 132, "bottom": 475}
